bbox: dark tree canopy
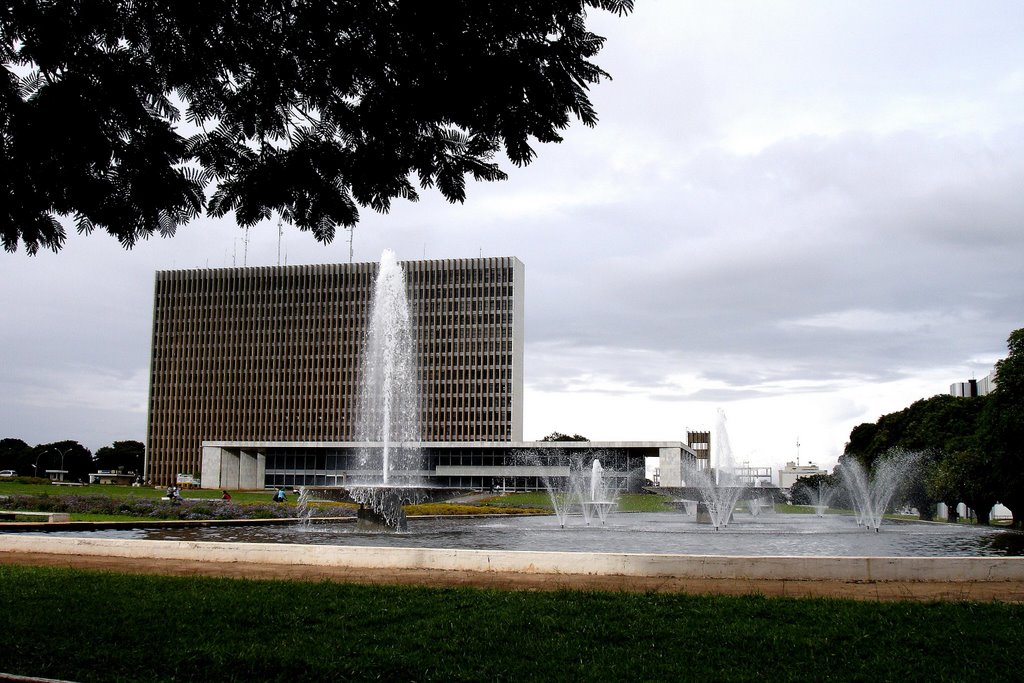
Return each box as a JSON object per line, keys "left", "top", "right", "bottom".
{"left": 1, "top": 1, "right": 633, "bottom": 254}
{"left": 980, "top": 328, "right": 1024, "bottom": 526}
{"left": 843, "top": 393, "right": 989, "bottom": 521}
{"left": 0, "top": 437, "right": 31, "bottom": 475}
{"left": 843, "top": 329, "right": 1024, "bottom": 525}
{"left": 94, "top": 439, "right": 144, "bottom": 474}
{"left": 31, "top": 440, "right": 92, "bottom": 481}
{"left": 843, "top": 393, "right": 986, "bottom": 466}
{"left": 540, "top": 431, "right": 589, "bottom": 442}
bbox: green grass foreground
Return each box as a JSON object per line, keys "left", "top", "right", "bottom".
{"left": 1, "top": 566, "right": 1023, "bottom": 682}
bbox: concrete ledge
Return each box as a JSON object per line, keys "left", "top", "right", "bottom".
{"left": 2, "top": 535, "right": 1022, "bottom": 583}
{"left": 0, "top": 511, "right": 71, "bottom": 523}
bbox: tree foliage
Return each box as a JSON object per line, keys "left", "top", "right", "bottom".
{"left": 0, "top": 437, "right": 32, "bottom": 475}
{"left": 539, "top": 431, "right": 590, "bottom": 442}
{"left": 927, "top": 448, "right": 1000, "bottom": 525}
{"left": 843, "top": 328, "right": 1024, "bottom": 526}
{"left": 30, "top": 440, "right": 93, "bottom": 482}
{"left": 93, "top": 439, "right": 145, "bottom": 474}
{"left": 844, "top": 394, "right": 986, "bottom": 466}
{"left": 1, "top": 1, "right": 633, "bottom": 254}
{"left": 980, "top": 328, "right": 1024, "bottom": 527}
{"left": 843, "top": 393, "right": 988, "bottom": 520}
{"left": 788, "top": 472, "right": 852, "bottom": 510}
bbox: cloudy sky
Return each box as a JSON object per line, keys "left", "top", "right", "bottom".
{"left": 3, "top": 1, "right": 1022, "bottom": 479}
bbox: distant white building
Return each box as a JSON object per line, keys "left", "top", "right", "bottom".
{"left": 950, "top": 371, "right": 996, "bottom": 397}
{"left": 778, "top": 461, "right": 825, "bottom": 490}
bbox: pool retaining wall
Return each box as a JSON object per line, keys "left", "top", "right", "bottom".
{"left": 2, "top": 535, "right": 1022, "bottom": 583}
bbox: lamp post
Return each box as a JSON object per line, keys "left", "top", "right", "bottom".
{"left": 38, "top": 446, "right": 70, "bottom": 481}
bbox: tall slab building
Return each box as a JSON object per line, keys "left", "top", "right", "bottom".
{"left": 145, "top": 257, "right": 525, "bottom": 485}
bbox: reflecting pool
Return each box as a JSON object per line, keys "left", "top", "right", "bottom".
{"left": 24, "top": 512, "right": 1024, "bottom": 557}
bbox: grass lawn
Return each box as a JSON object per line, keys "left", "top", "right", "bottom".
{"left": 1, "top": 565, "right": 1022, "bottom": 682}
{"left": 0, "top": 480, "right": 273, "bottom": 504}
{"left": 479, "top": 491, "right": 675, "bottom": 513}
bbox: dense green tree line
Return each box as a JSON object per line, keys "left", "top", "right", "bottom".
{"left": 0, "top": 438, "right": 143, "bottom": 481}
{"left": 834, "top": 328, "right": 1024, "bottom": 526}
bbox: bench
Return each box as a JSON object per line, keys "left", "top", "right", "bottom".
{"left": 0, "top": 510, "right": 72, "bottom": 522}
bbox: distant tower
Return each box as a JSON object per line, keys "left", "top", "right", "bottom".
{"left": 687, "top": 431, "right": 711, "bottom": 470}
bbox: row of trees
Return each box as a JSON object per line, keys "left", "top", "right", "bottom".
{"left": 0, "top": 438, "right": 144, "bottom": 482}
{"left": 799, "top": 328, "right": 1023, "bottom": 526}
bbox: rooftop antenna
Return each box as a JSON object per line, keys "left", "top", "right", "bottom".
{"left": 796, "top": 437, "right": 801, "bottom": 467}
{"left": 277, "top": 215, "right": 283, "bottom": 266}
{"left": 348, "top": 225, "right": 355, "bottom": 263}
{"left": 243, "top": 225, "right": 250, "bottom": 266}
{"left": 232, "top": 238, "right": 237, "bottom": 267}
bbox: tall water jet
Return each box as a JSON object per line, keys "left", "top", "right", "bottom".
{"left": 347, "top": 250, "right": 423, "bottom": 530}
{"left": 712, "top": 408, "right": 736, "bottom": 485}
{"left": 517, "top": 451, "right": 620, "bottom": 527}
{"left": 838, "top": 449, "right": 919, "bottom": 532}
{"left": 514, "top": 450, "right": 574, "bottom": 527}
{"left": 680, "top": 410, "right": 744, "bottom": 529}
{"left": 682, "top": 463, "right": 744, "bottom": 530}
{"left": 580, "top": 459, "right": 619, "bottom": 525}
{"left": 811, "top": 481, "right": 834, "bottom": 517}
{"left": 354, "top": 249, "right": 422, "bottom": 486}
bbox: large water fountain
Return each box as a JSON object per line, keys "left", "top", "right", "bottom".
{"left": 810, "top": 481, "right": 834, "bottom": 517}
{"left": 668, "top": 410, "right": 749, "bottom": 530}
{"left": 520, "top": 451, "right": 621, "bottom": 528}
{"left": 301, "top": 249, "right": 427, "bottom": 531}
{"left": 838, "top": 449, "right": 919, "bottom": 532}
{"left": 352, "top": 249, "right": 422, "bottom": 486}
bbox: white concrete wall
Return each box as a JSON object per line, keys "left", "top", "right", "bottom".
{"left": 239, "top": 450, "right": 263, "bottom": 489}
{"left": 201, "top": 446, "right": 223, "bottom": 489}
{"left": 202, "top": 447, "right": 265, "bottom": 490}
{"left": 2, "top": 535, "right": 1022, "bottom": 583}
{"left": 658, "top": 447, "right": 682, "bottom": 487}
{"left": 219, "top": 450, "right": 240, "bottom": 490}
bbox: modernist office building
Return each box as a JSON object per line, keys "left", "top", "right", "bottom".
{"left": 146, "top": 256, "right": 525, "bottom": 485}
{"left": 147, "top": 255, "right": 697, "bottom": 489}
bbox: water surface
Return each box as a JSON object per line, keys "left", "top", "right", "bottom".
{"left": 26, "top": 512, "right": 1024, "bottom": 557}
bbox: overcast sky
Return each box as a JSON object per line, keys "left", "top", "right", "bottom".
{"left": 3, "top": 1, "right": 1022, "bottom": 478}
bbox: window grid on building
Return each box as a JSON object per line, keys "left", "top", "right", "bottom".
{"left": 146, "top": 257, "right": 524, "bottom": 485}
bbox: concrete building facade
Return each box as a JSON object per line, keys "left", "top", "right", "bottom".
{"left": 146, "top": 257, "right": 525, "bottom": 485}
{"left": 201, "top": 440, "right": 693, "bottom": 492}
{"left": 778, "top": 461, "right": 825, "bottom": 490}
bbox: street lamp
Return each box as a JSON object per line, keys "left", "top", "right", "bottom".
{"left": 38, "top": 446, "right": 70, "bottom": 481}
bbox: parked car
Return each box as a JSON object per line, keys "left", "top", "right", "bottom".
{"left": 0, "top": 470, "right": 16, "bottom": 478}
